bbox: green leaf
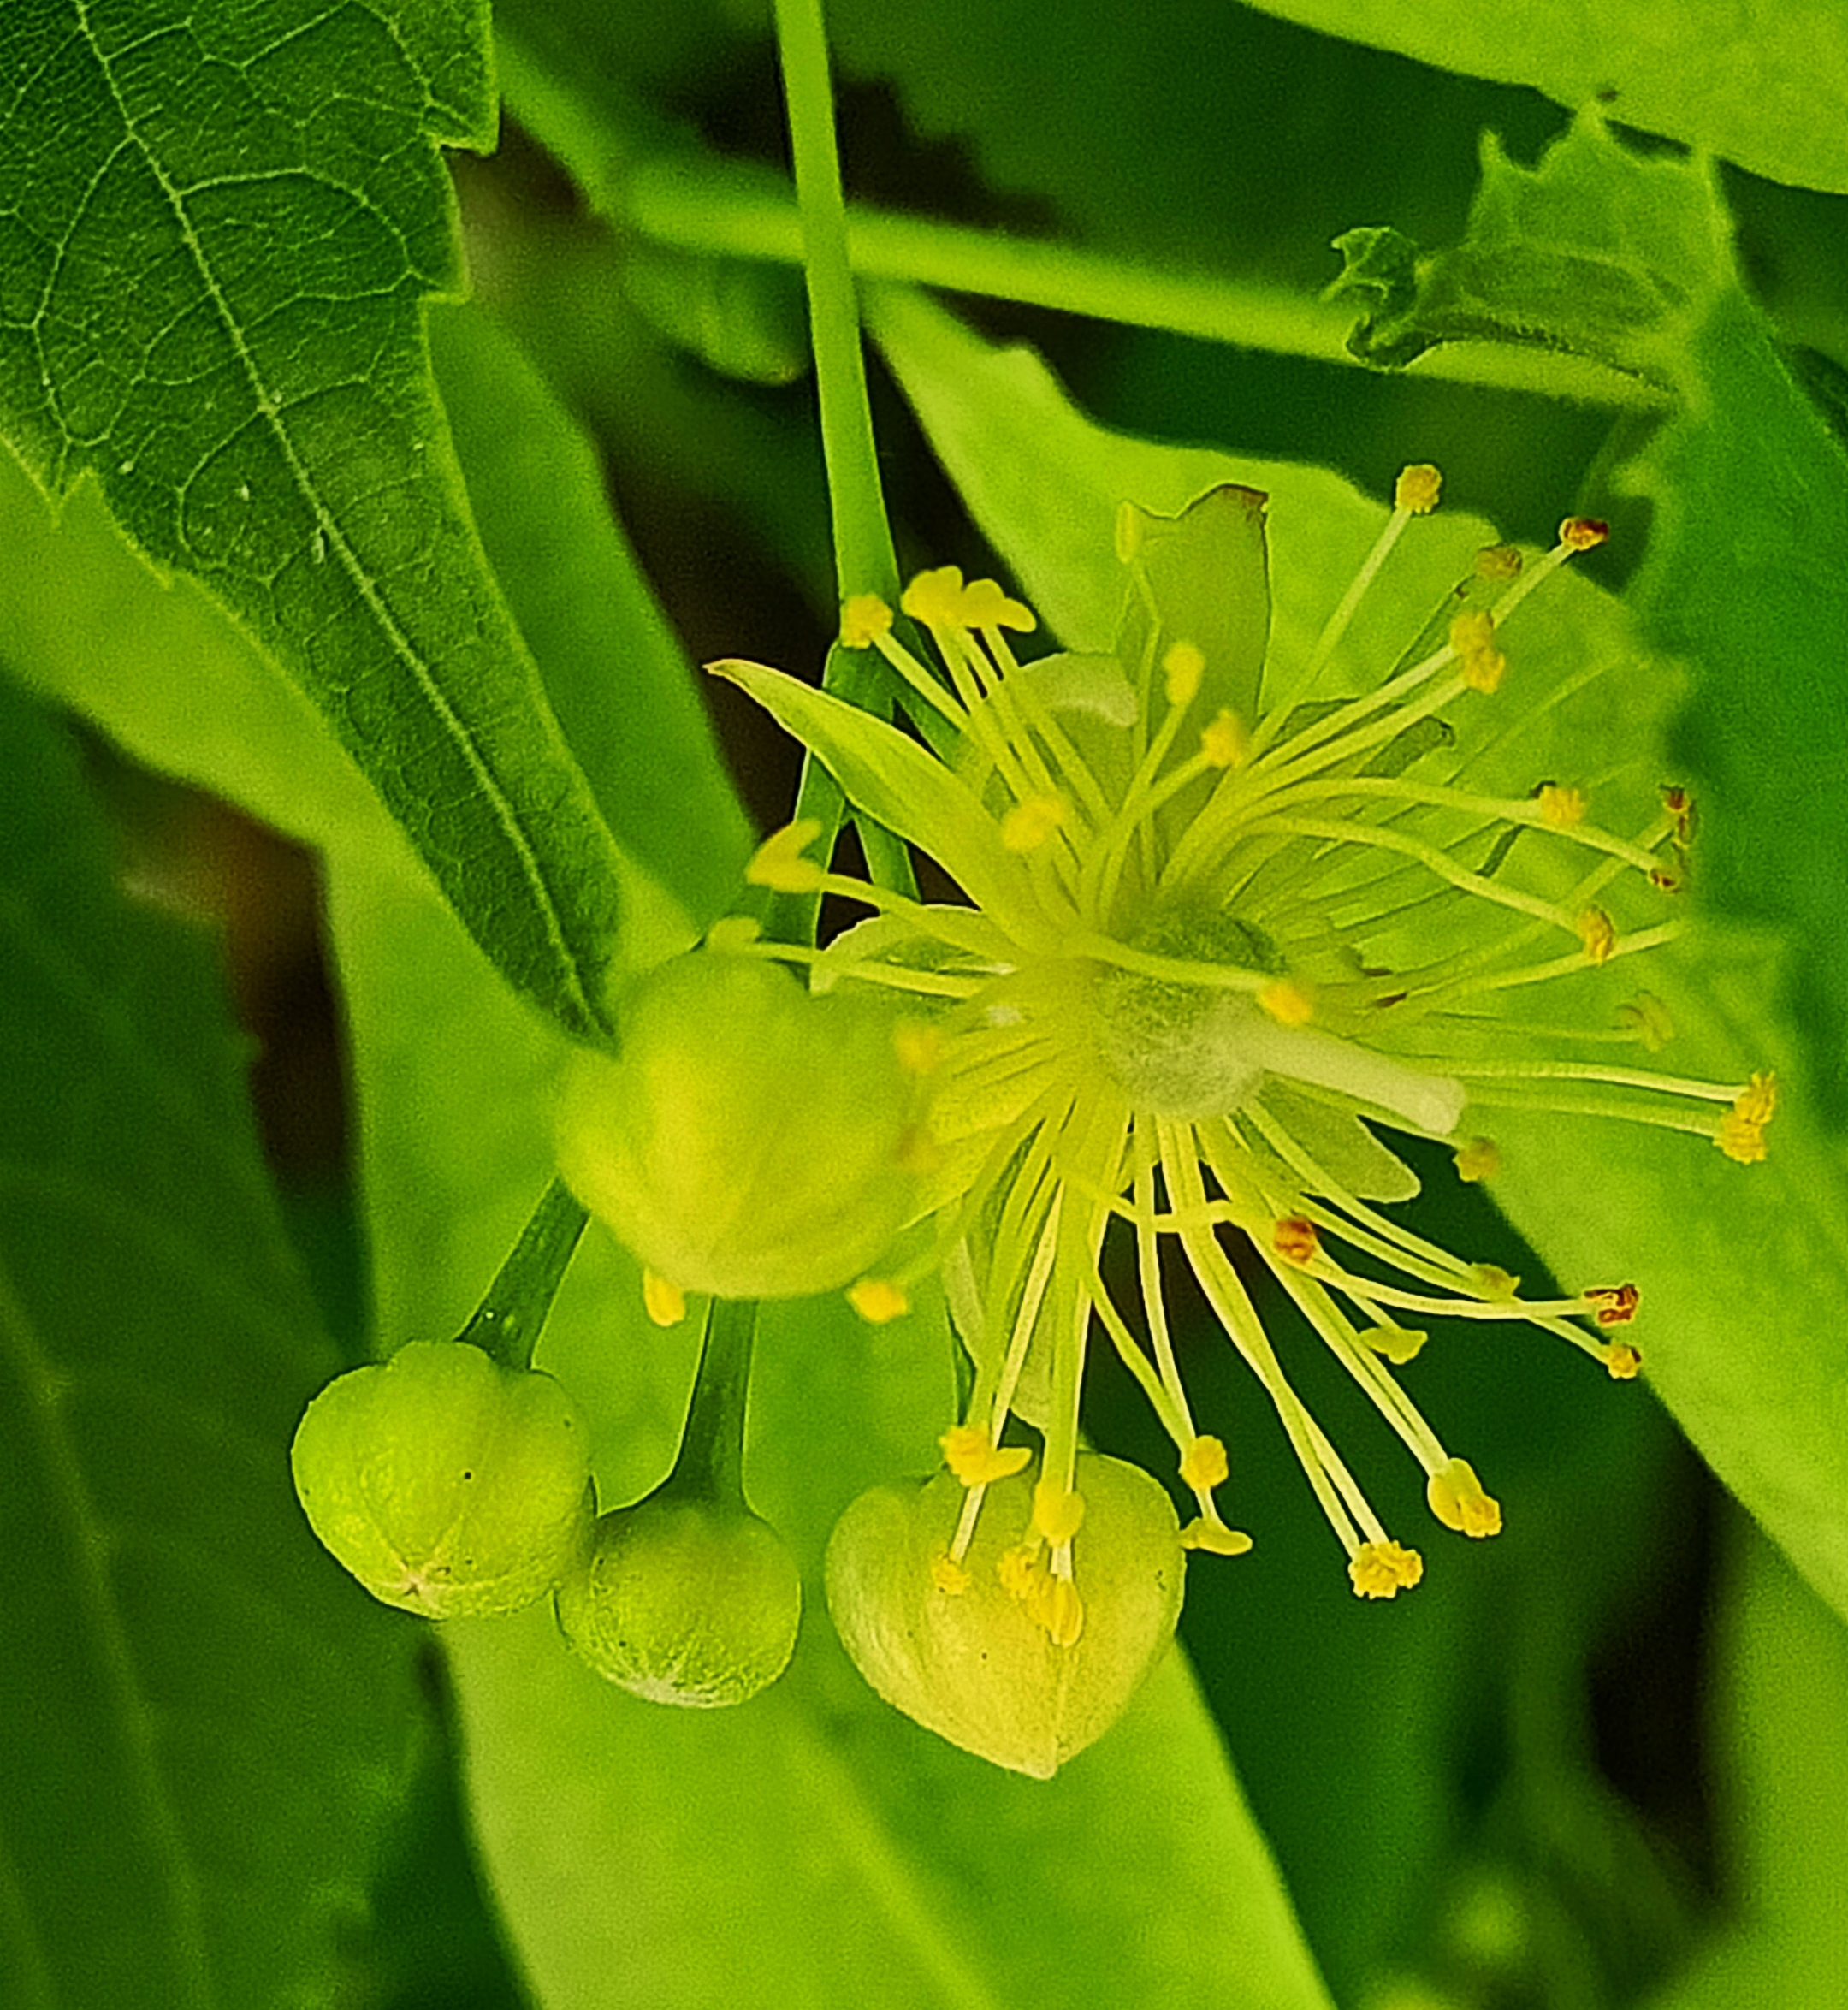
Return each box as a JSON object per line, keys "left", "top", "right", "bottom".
{"left": 1231, "top": 0, "right": 1848, "bottom": 193}
{"left": 1644, "top": 1520, "right": 1848, "bottom": 2006}
{"left": 1330, "top": 119, "right": 1736, "bottom": 380}
{"left": 428, "top": 305, "right": 754, "bottom": 926}
{"left": 0, "top": 0, "right": 631, "bottom": 1040}
{"left": 0, "top": 670, "right": 419, "bottom": 2008}
{"left": 0, "top": 293, "right": 732, "bottom": 965}
{"left": 1332, "top": 114, "right": 1848, "bottom": 1112}
{"left": 326, "top": 834, "right": 1335, "bottom": 2010}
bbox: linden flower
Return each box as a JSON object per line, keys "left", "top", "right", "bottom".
{"left": 708, "top": 468, "right": 1773, "bottom": 1625}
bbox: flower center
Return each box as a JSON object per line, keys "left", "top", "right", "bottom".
{"left": 1091, "top": 908, "right": 1280, "bottom": 1116}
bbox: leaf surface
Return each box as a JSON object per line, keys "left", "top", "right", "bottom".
{"left": 1229, "top": 0, "right": 1848, "bottom": 193}
{"left": 0, "top": 0, "right": 629, "bottom": 1038}
{"left": 0, "top": 672, "right": 419, "bottom": 2009}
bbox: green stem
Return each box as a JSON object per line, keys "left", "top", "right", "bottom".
{"left": 626, "top": 157, "right": 1666, "bottom": 410}
{"left": 456, "top": 1177, "right": 589, "bottom": 1373}
{"left": 662, "top": 1297, "right": 760, "bottom": 1507}
{"left": 772, "top": 0, "right": 900, "bottom": 597}
{"left": 767, "top": 0, "right": 917, "bottom": 941}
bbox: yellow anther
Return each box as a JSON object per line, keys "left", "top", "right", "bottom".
{"left": 1475, "top": 543, "right": 1522, "bottom": 580}
{"left": 1454, "top": 1136, "right": 1502, "bottom": 1183}
{"left": 1033, "top": 1479, "right": 1087, "bottom": 1545}
{"left": 1163, "top": 640, "right": 1206, "bottom": 708}
{"left": 893, "top": 1020, "right": 945, "bottom": 1076}
{"left": 1181, "top": 1517, "right": 1254, "bottom": 1556}
{"left": 747, "top": 818, "right": 826, "bottom": 893}
{"left": 1395, "top": 464, "right": 1443, "bottom": 514}
{"left": 1031, "top": 1577, "right": 1085, "bottom": 1648}
{"left": 1257, "top": 978, "right": 1314, "bottom": 1027}
{"left": 1426, "top": 1456, "right": 1502, "bottom": 1538}
{"left": 1272, "top": 1215, "right": 1319, "bottom": 1266}
{"left": 1537, "top": 783, "right": 1587, "bottom": 828}
{"left": 900, "top": 566, "right": 973, "bottom": 628}
{"left": 1615, "top": 992, "right": 1675, "bottom": 1051}
{"left": 1449, "top": 609, "right": 1496, "bottom": 656}
{"left": 1362, "top": 1324, "right": 1427, "bottom": 1366}
{"left": 1603, "top": 1340, "right": 1643, "bottom": 1380}
{"left": 849, "top": 1278, "right": 910, "bottom": 1325}
{"left": 1349, "top": 1541, "right": 1424, "bottom": 1598}
{"left": 996, "top": 1543, "right": 1042, "bottom": 1601}
{"left": 1179, "top": 1434, "right": 1229, "bottom": 1492}
{"left": 642, "top": 1269, "right": 687, "bottom": 1328}
{"left": 839, "top": 594, "right": 894, "bottom": 648}
{"left": 1471, "top": 1263, "right": 1521, "bottom": 1299}
{"left": 1734, "top": 1070, "right": 1779, "bottom": 1125}
{"left": 1000, "top": 794, "right": 1066, "bottom": 852}
{"left": 940, "top": 1424, "right": 1031, "bottom": 1486}
{"left": 930, "top": 1553, "right": 971, "bottom": 1595}
{"left": 896, "top": 1124, "right": 943, "bottom": 1176}
{"left": 1199, "top": 708, "right": 1248, "bottom": 768}
{"left": 1560, "top": 516, "right": 1610, "bottom": 553}
{"left": 961, "top": 577, "right": 1037, "bottom": 632}
{"left": 1460, "top": 644, "right": 1507, "bottom": 694}
{"left": 1576, "top": 906, "right": 1618, "bottom": 965}
{"left": 1715, "top": 1111, "right": 1770, "bottom": 1164}
{"left": 900, "top": 566, "right": 1034, "bottom": 633}
{"left": 704, "top": 913, "right": 761, "bottom": 952}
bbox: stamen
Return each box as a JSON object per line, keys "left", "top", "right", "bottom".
{"left": 1576, "top": 907, "right": 1619, "bottom": 963}
{"left": 1200, "top": 709, "right": 1248, "bottom": 768}
{"left": 643, "top": 1269, "right": 687, "bottom": 1328}
{"left": 1604, "top": 1341, "right": 1643, "bottom": 1379}
{"left": 1179, "top": 1436, "right": 1229, "bottom": 1491}
{"left": 1395, "top": 464, "right": 1443, "bottom": 514}
{"left": 1349, "top": 1541, "right": 1424, "bottom": 1599}
{"left": 1537, "top": 783, "right": 1587, "bottom": 828}
{"left": 1033, "top": 1479, "right": 1086, "bottom": 1545}
{"left": 1163, "top": 640, "right": 1206, "bottom": 709}
{"left": 1454, "top": 1137, "right": 1502, "bottom": 1182}
{"left": 941, "top": 1424, "right": 1032, "bottom": 1486}
{"left": 1362, "top": 1324, "right": 1427, "bottom": 1365}
{"left": 1426, "top": 1457, "right": 1502, "bottom": 1538}
{"left": 840, "top": 594, "right": 894, "bottom": 649}
{"left": 849, "top": 1278, "right": 910, "bottom": 1324}
{"left": 1000, "top": 794, "right": 1067, "bottom": 852}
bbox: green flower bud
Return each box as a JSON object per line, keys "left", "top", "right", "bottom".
{"left": 554, "top": 952, "right": 933, "bottom": 1301}
{"left": 291, "top": 1340, "right": 594, "bottom": 1619}
{"left": 556, "top": 1496, "right": 803, "bottom": 1707}
{"left": 825, "top": 1452, "right": 1183, "bottom": 1778}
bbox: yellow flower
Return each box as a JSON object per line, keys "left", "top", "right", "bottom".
{"left": 709, "top": 472, "right": 1771, "bottom": 1618}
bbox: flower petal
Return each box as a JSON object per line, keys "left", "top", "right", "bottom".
{"left": 710, "top": 658, "right": 1051, "bottom": 945}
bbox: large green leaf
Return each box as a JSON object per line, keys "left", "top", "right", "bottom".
{"left": 326, "top": 829, "right": 1336, "bottom": 2010}
{"left": 1333, "top": 114, "right": 1848, "bottom": 1114}
{"left": 871, "top": 293, "right": 1848, "bottom": 1633}
{"left": 1233, "top": 0, "right": 1848, "bottom": 194}
{"left": 0, "top": 293, "right": 744, "bottom": 958}
{"left": 0, "top": 670, "right": 419, "bottom": 2008}
{"left": 0, "top": 0, "right": 630, "bottom": 1040}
